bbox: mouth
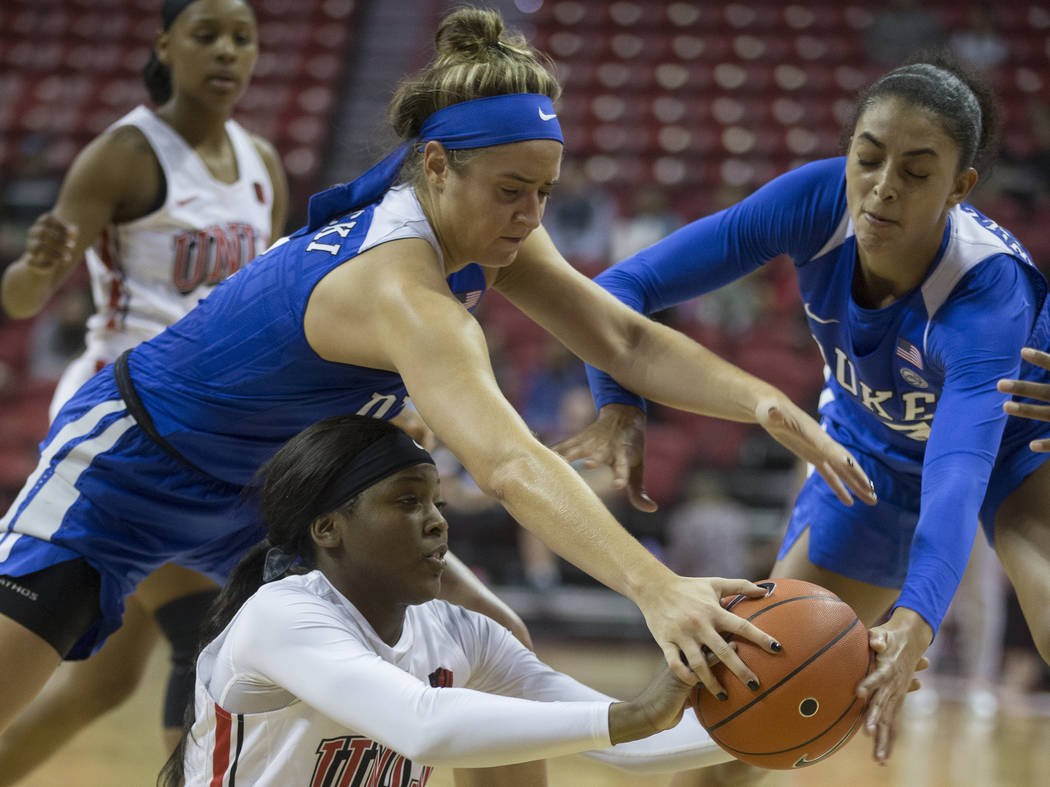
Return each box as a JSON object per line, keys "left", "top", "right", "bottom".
{"left": 423, "top": 544, "right": 448, "bottom": 569}
{"left": 206, "top": 74, "right": 239, "bottom": 91}
{"left": 863, "top": 210, "right": 896, "bottom": 227}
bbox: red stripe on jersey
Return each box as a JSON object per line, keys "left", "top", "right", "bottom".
{"left": 98, "top": 227, "right": 125, "bottom": 330}
{"left": 211, "top": 704, "right": 232, "bottom": 787}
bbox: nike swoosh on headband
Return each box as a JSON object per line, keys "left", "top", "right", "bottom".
{"left": 538, "top": 108, "right": 557, "bottom": 121}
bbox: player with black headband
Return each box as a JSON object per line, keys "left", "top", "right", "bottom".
{"left": 157, "top": 415, "right": 748, "bottom": 785}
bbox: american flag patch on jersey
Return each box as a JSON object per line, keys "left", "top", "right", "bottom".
{"left": 456, "top": 290, "right": 482, "bottom": 310}
{"left": 896, "top": 338, "right": 923, "bottom": 370}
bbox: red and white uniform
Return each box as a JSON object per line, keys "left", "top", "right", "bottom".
{"left": 50, "top": 105, "right": 273, "bottom": 418}
{"left": 184, "top": 571, "right": 730, "bottom": 786}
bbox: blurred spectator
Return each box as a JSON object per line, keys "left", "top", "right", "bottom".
{"left": 950, "top": 4, "right": 1009, "bottom": 73}
{"left": 864, "top": 0, "right": 945, "bottom": 65}
{"left": 993, "top": 99, "right": 1050, "bottom": 217}
{"left": 609, "top": 187, "right": 682, "bottom": 264}
{"left": 543, "top": 156, "right": 617, "bottom": 273}
{"left": 520, "top": 339, "right": 590, "bottom": 441}
{"left": 665, "top": 470, "right": 752, "bottom": 580}
{"left": 1, "top": 133, "right": 62, "bottom": 226}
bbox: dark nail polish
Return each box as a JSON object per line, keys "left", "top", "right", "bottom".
{"left": 748, "top": 679, "right": 760, "bottom": 691}
{"left": 771, "top": 640, "right": 782, "bottom": 652}
{"left": 717, "top": 691, "right": 728, "bottom": 702}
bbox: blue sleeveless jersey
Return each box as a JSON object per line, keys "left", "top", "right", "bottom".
{"left": 589, "top": 157, "right": 1050, "bottom": 631}
{"left": 0, "top": 185, "right": 489, "bottom": 658}
{"left": 128, "top": 185, "right": 487, "bottom": 485}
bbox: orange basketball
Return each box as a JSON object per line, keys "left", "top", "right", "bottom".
{"left": 690, "top": 578, "right": 873, "bottom": 770}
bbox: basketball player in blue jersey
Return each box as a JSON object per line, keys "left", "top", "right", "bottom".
{"left": 0, "top": 11, "right": 877, "bottom": 785}
{"left": 561, "top": 51, "right": 1050, "bottom": 776}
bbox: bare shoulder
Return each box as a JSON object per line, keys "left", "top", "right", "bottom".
{"left": 248, "top": 132, "right": 281, "bottom": 167}
{"left": 97, "top": 123, "right": 158, "bottom": 162}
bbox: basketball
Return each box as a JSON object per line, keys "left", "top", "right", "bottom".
{"left": 690, "top": 578, "right": 873, "bottom": 770}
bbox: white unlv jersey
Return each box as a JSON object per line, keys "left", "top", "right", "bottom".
{"left": 83, "top": 105, "right": 272, "bottom": 357}
{"left": 182, "top": 571, "right": 730, "bottom": 786}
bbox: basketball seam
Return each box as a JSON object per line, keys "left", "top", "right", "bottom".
{"left": 703, "top": 615, "right": 862, "bottom": 733}
{"left": 718, "top": 693, "right": 862, "bottom": 758}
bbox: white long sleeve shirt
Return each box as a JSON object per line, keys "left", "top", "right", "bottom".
{"left": 183, "top": 571, "right": 731, "bottom": 786}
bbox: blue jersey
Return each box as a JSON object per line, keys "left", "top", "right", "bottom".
{"left": 589, "top": 157, "right": 1050, "bottom": 631}
{"left": 129, "top": 185, "right": 487, "bottom": 486}
{"left": 0, "top": 185, "right": 488, "bottom": 657}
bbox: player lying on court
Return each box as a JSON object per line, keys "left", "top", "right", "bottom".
{"left": 157, "top": 415, "right": 738, "bottom": 786}
{"left": 0, "top": 15, "right": 876, "bottom": 787}
{"left": 556, "top": 50, "right": 1050, "bottom": 778}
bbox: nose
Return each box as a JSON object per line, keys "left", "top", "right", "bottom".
{"left": 215, "top": 34, "right": 237, "bottom": 60}
{"left": 514, "top": 192, "right": 543, "bottom": 230}
{"left": 872, "top": 168, "right": 898, "bottom": 202}
{"left": 424, "top": 506, "right": 448, "bottom": 536}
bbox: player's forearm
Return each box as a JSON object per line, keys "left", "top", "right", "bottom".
{"left": 1, "top": 260, "right": 56, "bottom": 319}
{"left": 483, "top": 448, "right": 675, "bottom": 601}
{"left": 610, "top": 319, "right": 786, "bottom": 424}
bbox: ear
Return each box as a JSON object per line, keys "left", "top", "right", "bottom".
{"left": 948, "top": 167, "right": 979, "bottom": 208}
{"left": 421, "top": 141, "right": 449, "bottom": 189}
{"left": 309, "top": 513, "right": 342, "bottom": 549}
{"left": 154, "top": 30, "right": 172, "bottom": 66}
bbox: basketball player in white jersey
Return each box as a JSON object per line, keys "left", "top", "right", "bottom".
{"left": 0, "top": 0, "right": 286, "bottom": 780}
{"left": 159, "top": 414, "right": 737, "bottom": 787}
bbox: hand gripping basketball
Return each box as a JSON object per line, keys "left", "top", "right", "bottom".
{"left": 690, "top": 578, "right": 873, "bottom": 770}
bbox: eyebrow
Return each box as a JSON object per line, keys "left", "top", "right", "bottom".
{"left": 857, "top": 132, "right": 938, "bottom": 158}
{"left": 501, "top": 173, "right": 558, "bottom": 186}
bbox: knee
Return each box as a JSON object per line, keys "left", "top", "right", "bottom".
{"left": 75, "top": 665, "right": 144, "bottom": 715}
{"left": 1028, "top": 627, "right": 1050, "bottom": 667}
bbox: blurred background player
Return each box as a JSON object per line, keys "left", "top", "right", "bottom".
{"left": 0, "top": 0, "right": 287, "bottom": 780}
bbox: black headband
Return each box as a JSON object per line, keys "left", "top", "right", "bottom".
{"left": 310, "top": 430, "right": 436, "bottom": 518}
{"left": 262, "top": 430, "right": 436, "bottom": 582}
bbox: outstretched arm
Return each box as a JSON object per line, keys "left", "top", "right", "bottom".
{"left": 1, "top": 126, "right": 159, "bottom": 318}
{"left": 304, "top": 238, "right": 778, "bottom": 691}
{"left": 500, "top": 227, "right": 876, "bottom": 510}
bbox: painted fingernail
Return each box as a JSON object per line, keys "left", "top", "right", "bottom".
{"left": 748, "top": 679, "right": 760, "bottom": 691}
{"left": 846, "top": 456, "right": 854, "bottom": 467}
{"left": 717, "top": 691, "right": 728, "bottom": 702}
{"left": 869, "top": 479, "right": 875, "bottom": 489}
{"left": 771, "top": 640, "right": 782, "bottom": 652}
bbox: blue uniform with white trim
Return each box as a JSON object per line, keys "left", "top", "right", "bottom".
{"left": 588, "top": 157, "right": 1050, "bottom": 632}
{"left": 0, "top": 185, "right": 487, "bottom": 657}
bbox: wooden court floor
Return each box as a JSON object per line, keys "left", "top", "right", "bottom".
{"left": 14, "top": 638, "right": 1050, "bottom": 787}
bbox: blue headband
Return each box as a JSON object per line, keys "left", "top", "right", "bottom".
{"left": 305, "top": 93, "right": 562, "bottom": 230}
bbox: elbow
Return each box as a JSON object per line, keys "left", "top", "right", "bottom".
{"left": 471, "top": 449, "right": 546, "bottom": 504}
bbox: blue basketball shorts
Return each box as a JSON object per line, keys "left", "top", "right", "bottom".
{"left": 778, "top": 439, "right": 1050, "bottom": 589}
{"left": 0, "top": 373, "right": 264, "bottom": 659}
